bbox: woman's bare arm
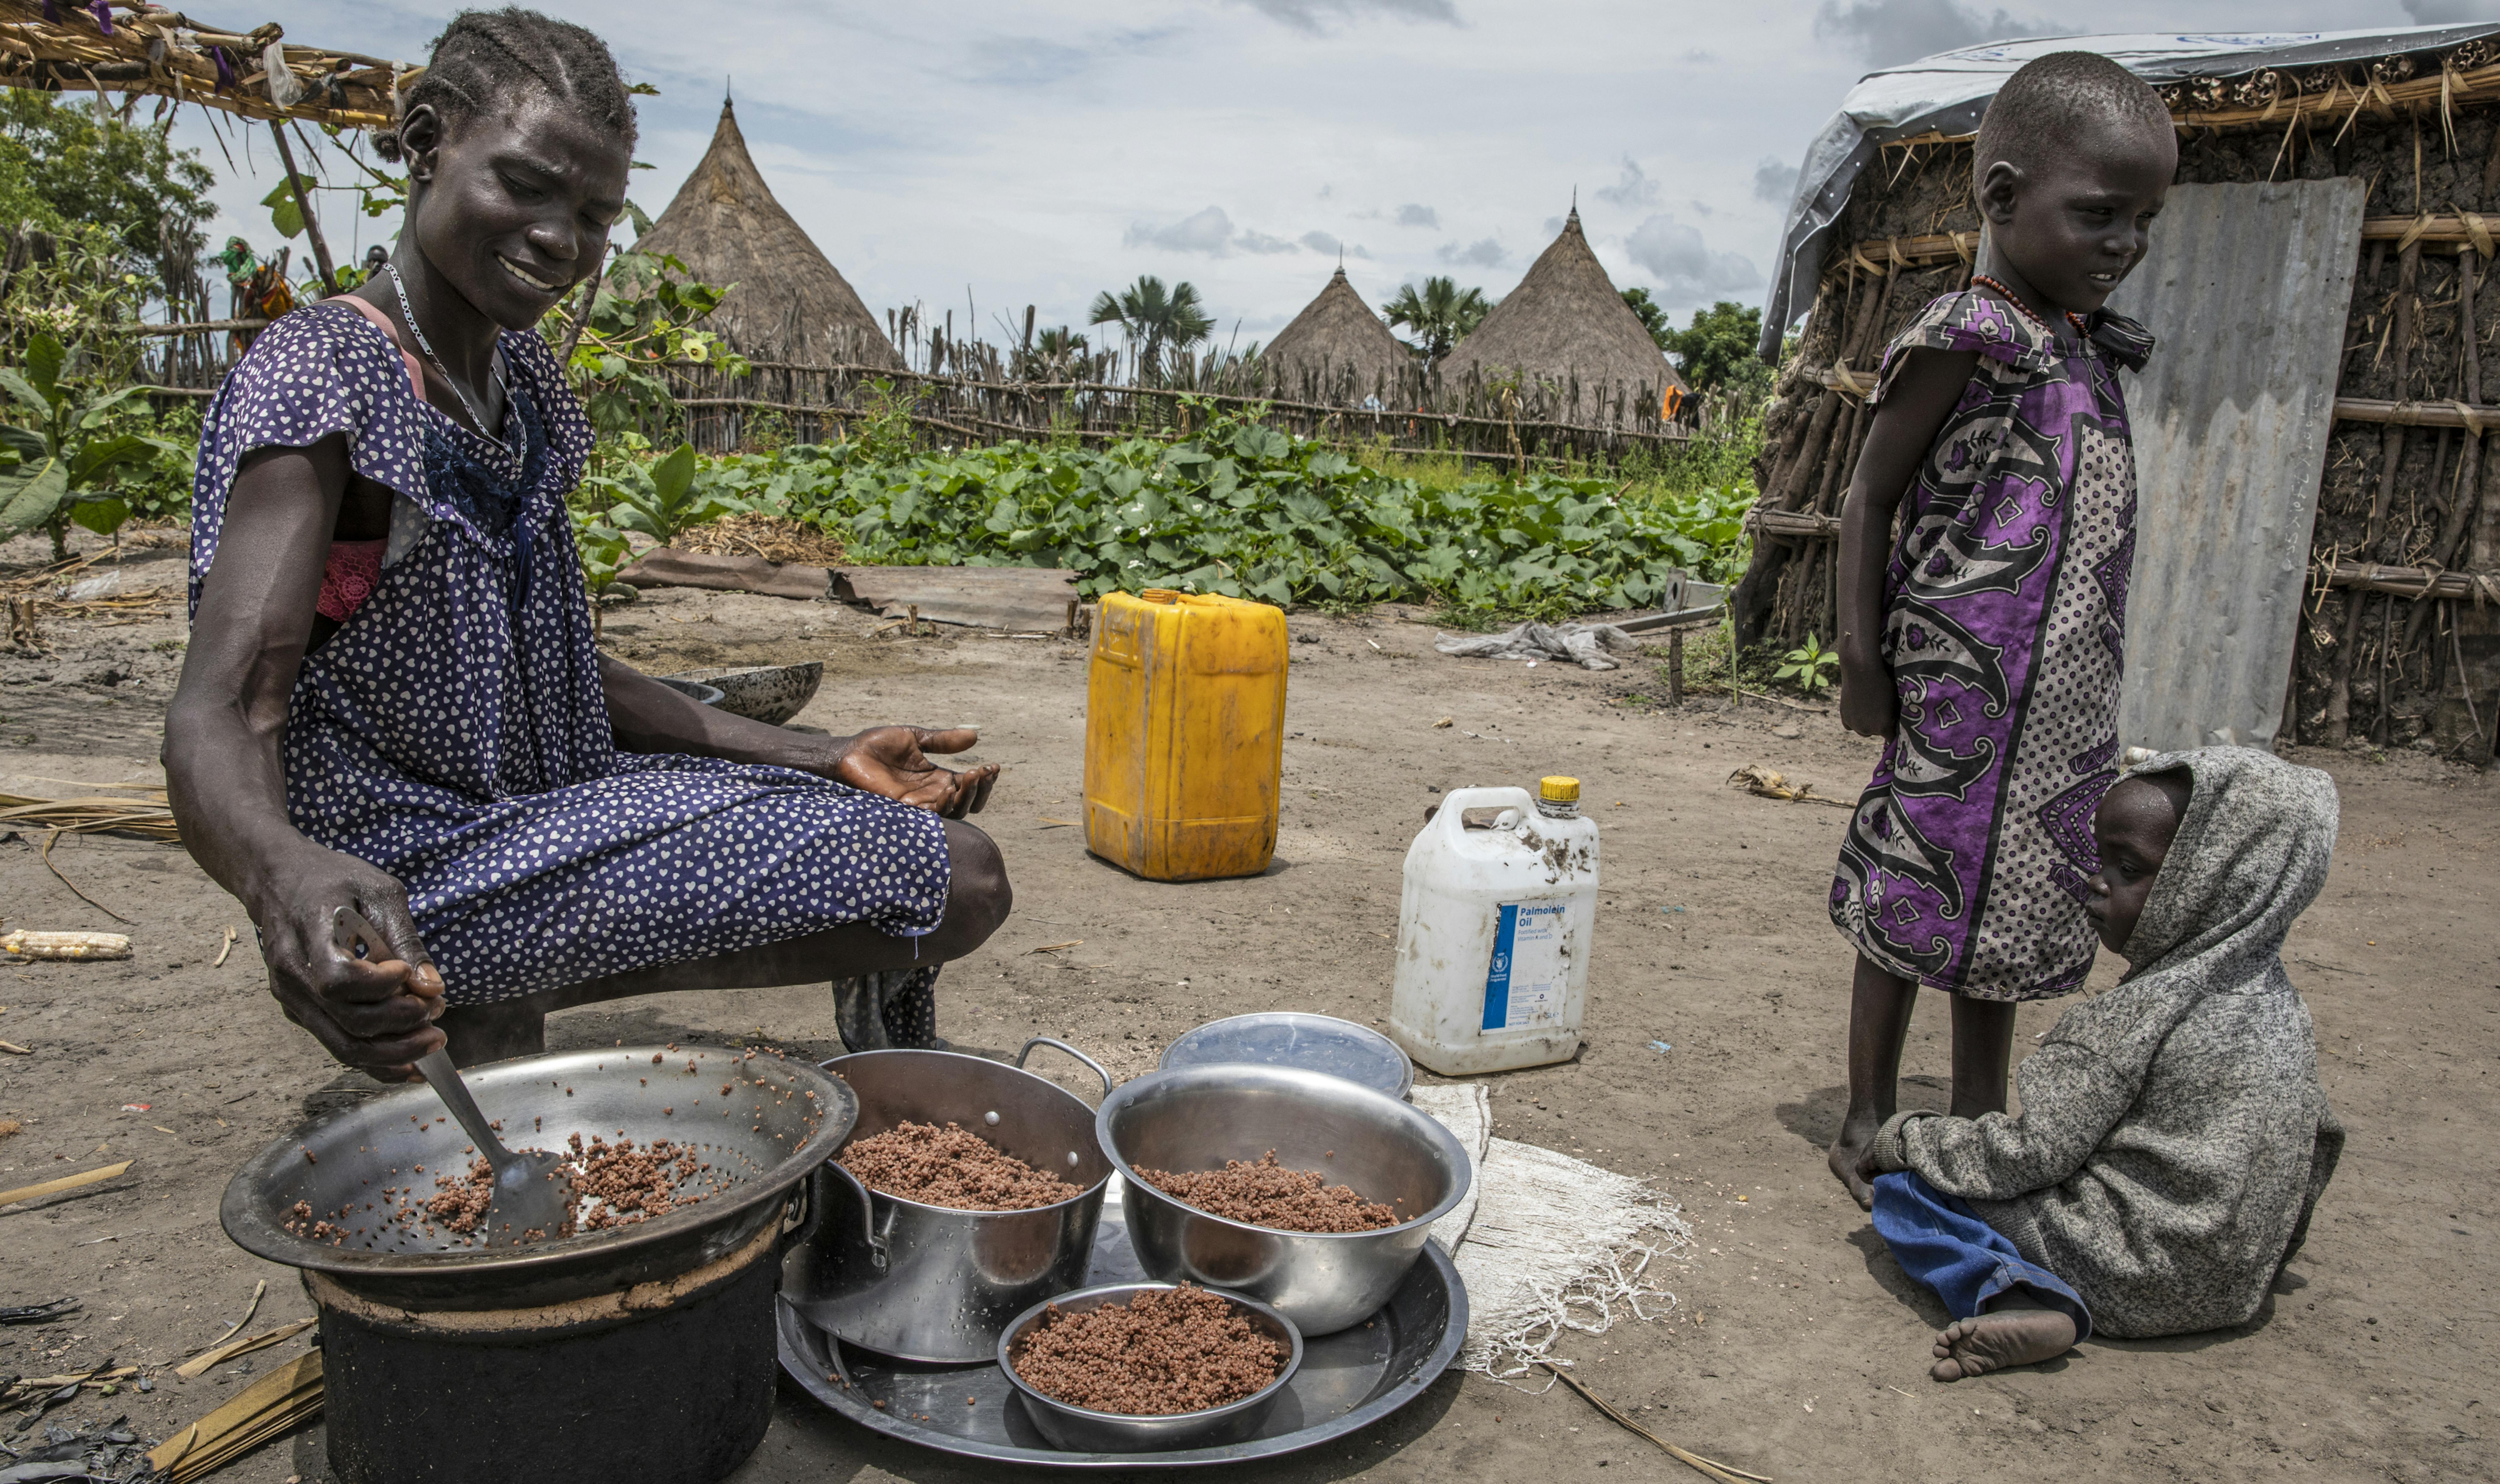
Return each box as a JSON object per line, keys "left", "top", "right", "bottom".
{"left": 163, "top": 436, "right": 445, "bottom": 1074}
{"left": 1835, "top": 348, "right": 1981, "bottom": 739}
{"left": 597, "top": 656, "right": 998, "bottom": 818}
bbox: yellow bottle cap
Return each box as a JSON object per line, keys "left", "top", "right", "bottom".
{"left": 1540, "top": 776, "right": 1581, "bottom": 803}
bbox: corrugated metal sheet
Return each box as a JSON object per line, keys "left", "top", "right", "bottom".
{"left": 2108, "top": 178, "right": 2365, "bottom": 753}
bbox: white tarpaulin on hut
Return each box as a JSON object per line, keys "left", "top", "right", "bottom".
{"left": 1758, "top": 25, "right": 2500, "bottom": 357}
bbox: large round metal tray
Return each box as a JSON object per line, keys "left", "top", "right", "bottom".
{"left": 776, "top": 1178, "right": 1466, "bottom": 1467}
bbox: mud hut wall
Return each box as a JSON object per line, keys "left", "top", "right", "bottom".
{"left": 1743, "top": 88, "right": 2500, "bottom": 761}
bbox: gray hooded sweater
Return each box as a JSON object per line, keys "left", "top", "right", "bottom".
{"left": 1872, "top": 746, "right": 2346, "bottom": 1339}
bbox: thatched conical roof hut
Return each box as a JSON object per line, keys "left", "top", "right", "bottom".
{"left": 1259, "top": 266, "right": 1412, "bottom": 402}
{"left": 1441, "top": 208, "right": 1688, "bottom": 408}
{"left": 633, "top": 99, "right": 900, "bottom": 369}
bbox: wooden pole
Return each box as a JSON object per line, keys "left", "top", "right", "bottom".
{"left": 1668, "top": 628, "right": 1685, "bottom": 706}
{"left": 267, "top": 121, "right": 338, "bottom": 297}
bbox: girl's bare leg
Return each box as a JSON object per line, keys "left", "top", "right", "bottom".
{"left": 1828, "top": 953, "right": 1918, "bottom": 1209}
{"left": 436, "top": 818, "right": 1010, "bottom": 1067}
{"left": 1948, "top": 994, "right": 2019, "bottom": 1118}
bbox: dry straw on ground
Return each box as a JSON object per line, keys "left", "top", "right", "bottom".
{"left": 673, "top": 512, "right": 848, "bottom": 566}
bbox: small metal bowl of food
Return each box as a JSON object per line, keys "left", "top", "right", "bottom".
{"left": 1098, "top": 1064, "right": 1471, "bottom": 1335}
{"left": 997, "top": 1282, "right": 1303, "bottom": 1453}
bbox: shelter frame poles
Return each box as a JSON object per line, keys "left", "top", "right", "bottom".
{"left": 268, "top": 121, "right": 338, "bottom": 297}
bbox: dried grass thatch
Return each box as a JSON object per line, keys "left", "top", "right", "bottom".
{"left": 0, "top": 0, "right": 408, "bottom": 129}
{"left": 1259, "top": 266, "right": 1413, "bottom": 405}
{"left": 633, "top": 98, "right": 900, "bottom": 369}
{"left": 1443, "top": 208, "right": 1689, "bottom": 405}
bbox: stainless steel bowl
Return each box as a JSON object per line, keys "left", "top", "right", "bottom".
{"left": 652, "top": 676, "right": 725, "bottom": 707}
{"left": 1097, "top": 1065, "right": 1471, "bottom": 1335}
{"left": 221, "top": 1046, "right": 854, "bottom": 1309}
{"left": 997, "top": 1282, "right": 1303, "bottom": 1453}
{"left": 1158, "top": 1011, "right": 1414, "bottom": 1099}
{"left": 665, "top": 663, "right": 824, "bottom": 726}
{"left": 787, "top": 1039, "right": 1114, "bottom": 1362}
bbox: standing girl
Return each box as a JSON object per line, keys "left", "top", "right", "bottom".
{"left": 1824, "top": 52, "right": 2177, "bottom": 1206}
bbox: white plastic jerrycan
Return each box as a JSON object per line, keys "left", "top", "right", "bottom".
{"left": 1388, "top": 776, "right": 1598, "bottom": 1076}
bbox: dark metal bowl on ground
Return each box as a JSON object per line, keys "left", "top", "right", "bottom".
{"left": 1098, "top": 1065, "right": 1470, "bottom": 1335}
{"left": 1157, "top": 1012, "right": 1414, "bottom": 1098}
{"left": 997, "top": 1283, "right": 1302, "bottom": 1453}
{"left": 653, "top": 676, "right": 725, "bottom": 707}
{"left": 222, "top": 1047, "right": 853, "bottom": 1484}
{"left": 664, "top": 662, "right": 824, "bottom": 726}
{"left": 787, "top": 1039, "right": 1113, "bottom": 1362}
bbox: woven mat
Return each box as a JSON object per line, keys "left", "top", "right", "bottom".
{"left": 1411, "top": 1082, "right": 1692, "bottom": 1385}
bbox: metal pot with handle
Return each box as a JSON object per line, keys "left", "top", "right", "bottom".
{"left": 786, "top": 1038, "right": 1113, "bottom": 1363}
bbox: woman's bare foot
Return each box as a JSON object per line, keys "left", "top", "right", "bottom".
{"left": 1827, "top": 1114, "right": 1883, "bottom": 1209}
{"left": 1930, "top": 1300, "right": 2077, "bottom": 1381}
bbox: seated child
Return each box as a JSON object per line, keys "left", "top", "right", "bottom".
{"left": 1858, "top": 746, "right": 2345, "bottom": 1381}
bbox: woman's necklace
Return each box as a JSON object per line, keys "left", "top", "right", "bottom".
{"left": 383, "top": 262, "right": 509, "bottom": 448}
{"left": 1971, "top": 273, "right": 2090, "bottom": 340}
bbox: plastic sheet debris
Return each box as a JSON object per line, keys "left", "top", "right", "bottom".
{"left": 1434, "top": 622, "right": 1640, "bottom": 672}
{"left": 0, "top": 1299, "right": 79, "bottom": 1326}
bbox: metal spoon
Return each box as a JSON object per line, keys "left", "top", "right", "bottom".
{"left": 334, "top": 907, "right": 577, "bottom": 1245}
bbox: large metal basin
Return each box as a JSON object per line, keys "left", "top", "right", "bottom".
{"left": 1098, "top": 1065, "right": 1470, "bottom": 1335}
{"left": 222, "top": 1045, "right": 854, "bottom": 1308}
{"left": 786, "top": 1039, "right": 1114, "bottom": 1362}
{"left": 220, "top": 1046, "right": 854, "bottom": 1483}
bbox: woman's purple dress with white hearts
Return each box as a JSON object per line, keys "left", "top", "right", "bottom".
{"left": 188, "top": 303, "right": 950, "bottom": 1005}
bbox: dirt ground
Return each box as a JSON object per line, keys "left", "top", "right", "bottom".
{"left": 3, "top": 532, "right": 2495, "bottom": 1484}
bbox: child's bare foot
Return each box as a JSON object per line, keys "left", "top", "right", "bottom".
{"left": 1929, "top": 1301, "right": 2076, "bottom": 1381}
{"left": 1826, "top": 1114, "right": 1882, "bottom": 1209}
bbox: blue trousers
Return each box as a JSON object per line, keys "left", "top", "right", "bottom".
{"left": 1872, "top": 1171, "right": 2093, "bottom": 1341}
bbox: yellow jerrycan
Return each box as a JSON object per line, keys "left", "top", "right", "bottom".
{"left": 1084, "top": 589, "right": 1288, "bottom": 881}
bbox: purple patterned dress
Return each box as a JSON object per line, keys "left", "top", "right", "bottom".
{"left": 189, "top": 303, "right": 952, "bottom": 1007}
{"left": 1830, "top": 290, "right": 2154, "bottom": 1001}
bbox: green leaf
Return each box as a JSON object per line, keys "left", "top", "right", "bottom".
{"left": 268, "top": 190, "right": 305, "bottom": 241}
{"left": 0, "top": 455, "right": 69, "bottom": 541}
{"left": 74, "top": 385, "right": 151, "bottom": 429}
{"left": 650, "top": 442, "right": 698, "bottom": 506}
{"left": 69, "top": 496, "right": 128, "bottom": 537}
{"left": 69, "top": 433, "right": 160, "bottom": 485}
{"left": 22, "top": 334, "right": 65, "bottom": 403}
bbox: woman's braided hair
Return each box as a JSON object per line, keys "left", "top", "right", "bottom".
{"left": 374, "top": 7, "right": 637, "bottom": 163}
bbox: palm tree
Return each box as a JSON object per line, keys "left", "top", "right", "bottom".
{"left": 1087, "top": 275, "right": 1215, "bottom": 382}
{"left": 1382, "top": 276, "right": 1492, "bottom": 366}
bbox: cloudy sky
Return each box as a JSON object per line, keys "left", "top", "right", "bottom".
{"left": 178, "top": 0, "right": 2478, "bottom": 346}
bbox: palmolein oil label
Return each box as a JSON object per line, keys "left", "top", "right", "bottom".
{"left": 1481, "top": 901, "right": 1570, "bottom": 1031}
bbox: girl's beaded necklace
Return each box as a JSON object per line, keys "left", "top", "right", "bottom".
{"left": 383, "top": 262, "right": 510, "bottom": 450}
{"left": 1971, "top": 273, "right": 2090, "bottom": 343}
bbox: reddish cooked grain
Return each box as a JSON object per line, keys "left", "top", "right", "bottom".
{"left": 1133, "top": 1150, "right": 1398, "bottom": 1233}
{"left": 567, "top": 1132, "right": 714, "bottom": 1230}
{"left": 1010, "top": 1285, "right": 1284, "bottom": 1415}
{"left": 838, "top": 1120, "right": 1081, "bottom": 1211}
